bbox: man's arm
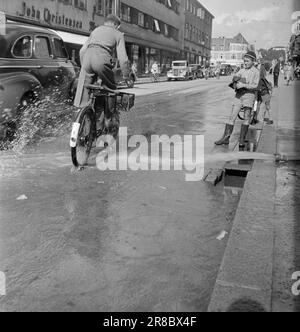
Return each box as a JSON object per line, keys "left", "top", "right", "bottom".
{"left": 237, "top": 69, "right": 259, "bottom": 90}
{"left": 116, "top": 33, "right": 130, "bottom": 77}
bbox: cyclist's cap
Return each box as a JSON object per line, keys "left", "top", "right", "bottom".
{"left": 105, "top": 14, "right": 121, "bottom": 27}
{"left": 244, "top": 51, "right": 257, "bottom": 61}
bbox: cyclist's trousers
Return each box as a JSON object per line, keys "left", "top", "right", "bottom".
{"left": 75, "top": 48, "right": 116, "bottom": 108}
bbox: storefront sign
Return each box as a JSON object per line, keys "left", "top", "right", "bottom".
{"left": 0, "top": 11, "right": 6, "bottom": 35}
{"left": 17, "top": 2, "right": 83, "bottom": 31}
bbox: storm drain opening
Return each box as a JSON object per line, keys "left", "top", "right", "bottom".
{"left": 224, "top": 168, "right": 249, "bottom": 189}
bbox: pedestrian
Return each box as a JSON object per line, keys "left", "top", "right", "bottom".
{"left": 215, "top": 51, "right": 260, "bottom": 149}
{"left": 273, "top": 59, "right": 280, "bottom": 88}
{"left": 295, "top": 64, "right": 300, "bottom": 80}
{"left": 285, "top": 61, "right": 294, "bottom": 86}
{"left": 131, "top": 61, "right": 138, "bottom": 82}
{"left": 151, "top": 61, "right": 159, "bottom": 82}
{"left": 256, "top": 63, "right": 274, "bottom": 125}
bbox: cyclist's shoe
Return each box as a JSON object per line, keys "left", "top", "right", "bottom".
{"left": 215, "top": 124, "right": 234, "bottom": 145}
{"left": 239, "top": 124, "right": 249, "bottom": 148}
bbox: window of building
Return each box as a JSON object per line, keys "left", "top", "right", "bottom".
{"left": 138, "top": 12, "right": 145, "bottom": 27}
{"left": 121, "top": 3, "right": 131, "bottom": 22}
{"left": 73, "top": 0, "right": 87, "bottom": 10}
{"left": 105, "top": 0, "right": 115, "bottom": 16}
{"left": 12, "top": 36, "right": 32, "bottom": 58}
{"left": 95, "top": 0, "right": 103, "bottom": 15}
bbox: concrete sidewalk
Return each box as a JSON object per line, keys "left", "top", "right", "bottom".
{"left": 135, "top": 76, "right": 168, "bottom": 84}
{"left": 208, "top": 80, "right": 300, "bottom": 312}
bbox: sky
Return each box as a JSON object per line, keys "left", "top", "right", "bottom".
{"left": 200, "top": 0, "right": 295, "bottom": 49}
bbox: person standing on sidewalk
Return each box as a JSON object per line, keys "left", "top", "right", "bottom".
{"left": 285, "top": 61, "right": 294, "bottom": 86}
{"left": 215, "top": 51, "right": 260, "bottom": 149}
{"left": 273, "top": 59, "right": 280, "bottom": 88}
{"left": 131, "top": 61, "right": 138, "bottom": 82}
{"left": 256, "top": 63, "right": 274, "bottom": 125}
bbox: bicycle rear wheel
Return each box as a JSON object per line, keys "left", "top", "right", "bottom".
{"left": 71, "top": 107, "right": 95, "bottom": 167}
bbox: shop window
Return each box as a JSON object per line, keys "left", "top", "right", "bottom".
{"left": 12, "top": 36, "right": 32, "bottom": 58}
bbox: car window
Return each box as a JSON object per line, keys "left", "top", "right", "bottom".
{"left": 53, "top": 38, "right": 68, "bottom": 59}
{"left": 35, "top": 36, "right": 51, "bottom": 58}
{"left": 12, "top": 36, "right": 32, "bottom": 58}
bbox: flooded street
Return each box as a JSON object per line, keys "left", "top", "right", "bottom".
{"left": 0, "top": 78, "right": 243, "bottom": 312}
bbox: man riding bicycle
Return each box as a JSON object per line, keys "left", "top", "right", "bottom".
{"left": 74, "top": 14, "right": 130, "bottom": 108}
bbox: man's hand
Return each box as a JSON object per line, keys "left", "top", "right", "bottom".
{"left": 236, "top": 82, "right": 245, "bottom": 89}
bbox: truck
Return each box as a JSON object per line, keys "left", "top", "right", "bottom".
{"left": 167, "top": 61, "right": 194, "bottom": 81}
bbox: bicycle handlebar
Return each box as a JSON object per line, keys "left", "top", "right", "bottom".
{"left": 84, "top": 84, "right": 121, "bottom": 95}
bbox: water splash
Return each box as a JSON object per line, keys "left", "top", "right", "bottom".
{"left": 1, "top": 84, "right": 77, "bottom": 154}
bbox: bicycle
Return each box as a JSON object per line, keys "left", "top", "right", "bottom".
{"left": 70, "top": 83, "right": 135, "bottom": 168}
{"left": 151, "top": 72, "right": 160, "bottom": 83}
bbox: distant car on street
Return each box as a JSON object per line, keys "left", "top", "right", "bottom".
{"left": 167, "top": 61, "right": 194, "bottom": 81}
{"left": 220, "top": 64, "right": 233, "bottom": 76}
{"left": 0, "top": 22, "right": 78, "bottom": 138}
{"left": 189, "top": 64, "right": 204, "bottom": 79}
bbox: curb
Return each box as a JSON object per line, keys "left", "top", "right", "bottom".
{"left": 135, "top": 77, "right": 168, "bottom": 85}
{"left": 208, "top": 96, "right": 279, "bottom": 312}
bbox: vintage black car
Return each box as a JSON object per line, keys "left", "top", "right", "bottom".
{"left": 0, "top": 22, "right": 78, "bottom": 138}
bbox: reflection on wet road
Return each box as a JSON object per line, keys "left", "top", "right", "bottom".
{"left": 0, "top": 78, "right": 242, "bottom": 312}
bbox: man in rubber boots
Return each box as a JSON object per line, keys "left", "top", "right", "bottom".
{"left": 215, "top": 51, "right": 260, "bottom": 149}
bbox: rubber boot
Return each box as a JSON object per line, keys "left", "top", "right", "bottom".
{"left": 215, "top": 124, "right": 234, "bottom": 145}
{"left": 251, "top": 111, "right": 259, "bottom": 125}
{"left": 239, "top": 124, "right": 249, "bottom": 149}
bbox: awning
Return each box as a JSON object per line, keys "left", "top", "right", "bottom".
{"left": 49, "top": 29, "right": 89, "bottom": 46}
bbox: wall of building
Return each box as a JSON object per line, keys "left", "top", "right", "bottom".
{"left": 0, "top": 0, "right": 213, "bottom": 73}
{"left": 0, "top": 0, "right": 100, "bottom": 34}
{"left": 183, "top": 0, "right": 214, "bottom": 65}
{"left": 211, "top": 35, "right": 249, "bottom": 66}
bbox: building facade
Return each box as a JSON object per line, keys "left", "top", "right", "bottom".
{"left": 211, "top": 33, "right": 252, "bottom": 67}
{"left": 289, "top": 9, "right": 300, "bottom": 65}
{"left": 0, "top": 0, "right": 187, "bottom": 74}
{"left": 183, "top": 0, "right": 214, "bottom": 65}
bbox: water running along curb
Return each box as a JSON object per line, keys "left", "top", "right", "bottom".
{"left": 208, "top": 97, "right": 278, "bottom": 312}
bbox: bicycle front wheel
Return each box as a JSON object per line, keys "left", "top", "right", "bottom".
{"left": 70, "top": 107, "right": 95, "bottom": 167}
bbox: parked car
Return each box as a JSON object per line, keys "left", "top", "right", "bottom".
{"left": 220, "top": 64, "right": 233, "bottom": 76}
{"left": 190, "top": 64, "right": 204, "bottom": 79}
{"left": 0, "top": 22, "right": 78, "bottom": 138}
{"left": 167, "top": 61, "right": 194, "bottom": 81}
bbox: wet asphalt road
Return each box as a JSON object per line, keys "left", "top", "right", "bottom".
{"left": 0, "top": 77, "right": 242, "bottom": 312}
